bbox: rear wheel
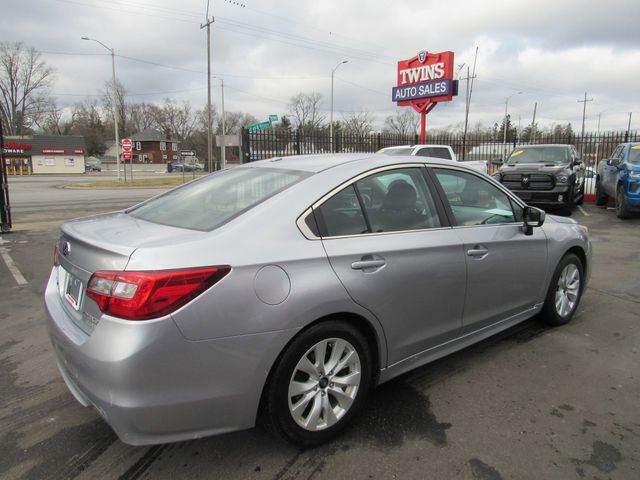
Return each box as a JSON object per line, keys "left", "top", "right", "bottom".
{"left": 615, "top": 185, "right": 632, "bottom": 219}
{"left": 595, "top": 179, "right": 608, "bottom": 206}
{"left": 261, "top": 321, "right": 373, "bottom": 446}
{"left": 541, "top": 253, "right": 584, "bottom": 326}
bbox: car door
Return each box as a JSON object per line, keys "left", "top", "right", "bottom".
{"left": 430, "top": 167, "right": 548, "bottom": 333}
{"left": 602, "top": 145, "right": 624, "bottom": 196}
{"left": 315, "top": 166, "right": 467, "bottom": 365}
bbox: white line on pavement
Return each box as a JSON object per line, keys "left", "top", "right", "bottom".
{"left": 578, "top": 206, "right": 590, "bottom": 216}
{"left": 0, "top": 246, "right": 28, "bottom": 285}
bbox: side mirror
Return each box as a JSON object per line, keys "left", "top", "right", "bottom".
{"left": 573, "top": 158, "right": 582, "bottom": 166}
{"left": 523, "top": 206, "right": 545, "bottom": 236}
{"left": 606, "top": 158, "right": 614, "bottom": 166}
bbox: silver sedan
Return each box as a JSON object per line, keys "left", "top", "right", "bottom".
{"left": 45, "top": 153, "right": 591, "bottom": 446}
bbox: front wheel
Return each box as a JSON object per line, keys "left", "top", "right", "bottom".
{"left": 616, "top": 185, "right": 632, "bottom": 219}
{"left": 261, "top": 321, "right": 373, "bottom": 446}
{"left": 541, "top": 253, "right": 584, "bottom": 326}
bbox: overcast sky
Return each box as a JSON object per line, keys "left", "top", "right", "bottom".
{"left": 3, "top": 0, "right": 639, "bottom": 132}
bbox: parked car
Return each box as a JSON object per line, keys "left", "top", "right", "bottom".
{"left": 377, "top": 144, "right": 488, "bottom": 174}
{"left": 84, "top": 163, "right": 102, "bottom": 172}
{"left": 168, "top": 162, "right": 196, "bottom": 172}
{"left": 595, "top": 143, "right": 640, "bottom": 218}
{"left": 492, "top": 144, "right": 585, "bottom": 215}
{"left": 46, "top": 154, "right": 591, "bottom": 447}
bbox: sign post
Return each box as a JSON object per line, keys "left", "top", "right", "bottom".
{"left": 392, "top": 51, "right": 457, "bottom": 143}
{"left": 121, "top": 138, "right": 133, "bottom": 182}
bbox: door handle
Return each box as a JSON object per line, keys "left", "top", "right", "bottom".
{"left": 351, "top": 258, "right": 386, "bottom": 270}
{"left": 467, "top": 246, "right": 489, "bottom": 258}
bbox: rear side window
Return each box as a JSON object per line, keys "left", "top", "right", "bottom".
{"left": 128, "top": 167, "right": 310, "bottom": 231}
{"left": 315, "top": 185, "right": 368, "bottom": 236}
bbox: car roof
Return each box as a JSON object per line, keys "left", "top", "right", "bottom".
{"left": 245, "top": 152, "right": 462, "bottom": 173}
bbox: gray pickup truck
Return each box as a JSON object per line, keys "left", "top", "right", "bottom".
{"left": 492, "top": 144, "right": 585, "bottom": 215}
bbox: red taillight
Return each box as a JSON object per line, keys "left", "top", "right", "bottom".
{"left": 53, "top": 240, "right": 60, "bottom": 266}
{"left": 86, "top": 266, "right": 231, "bottom": 320}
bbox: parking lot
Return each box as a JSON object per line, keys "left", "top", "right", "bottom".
{"left": 1, "top": 181, "right": 638, "bottom": 479}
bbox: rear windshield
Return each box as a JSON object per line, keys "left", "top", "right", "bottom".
{"left": 128, "top": 167, "right": 310, "bottom": 231}
{"left": 380, "top": 147, "right": 414, "bottom": 156}
{"left": 507, "top": 146, "right": 570, "bottom": 165}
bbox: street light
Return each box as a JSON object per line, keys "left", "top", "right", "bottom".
{"left": 82, "top": 37, "right": 121, "bottom": 181}
{"left": 503, "top": 91, "right": 523, "bottom": 157}
{"left": 330, "top": 60, "right": 348, "bottom": 152}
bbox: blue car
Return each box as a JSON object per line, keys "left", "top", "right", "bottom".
{"left": 596, "top": 142, "right": 640, "bottom": 218}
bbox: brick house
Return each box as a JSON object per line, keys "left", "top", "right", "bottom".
{"left": 129, "top": 130, "right": 180, "bottom": 165}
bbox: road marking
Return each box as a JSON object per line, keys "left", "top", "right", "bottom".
{"left": 578, "top": 206, "right": 590, "bottom": 216}
{"left": 0, "top": 246, "right": 28, "bottom": 285}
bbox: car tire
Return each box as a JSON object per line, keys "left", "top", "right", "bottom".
{"left": 261, "top": 320, "right": 373, "bottom": 446}
{"left": 615, "top": 184, "right": 632, "bottom": 219}
{"left": 595, "top": 179, "right": 608, "bottom": 206}
{"left": 541, "top": 253, "right": 584, "bottom": 326}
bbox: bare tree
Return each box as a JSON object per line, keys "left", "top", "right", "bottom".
{"left": 70, "top": 100, "right": 108, "bottom": 156}
{"left": 127, "top": 102, "right": 157, "bottom": 134}
{"left": 288, "top": 92, "right": 325, "bottom": 132}
{"left": 36, "top": 99, "right": 73, "bottom": 135}
{"left": 342, "top": 111, "right": 373, "bottom": 137}
{"left": 102, "top": 78, "right": 127, "bottom": 138}
{"left": 220, "top": 111, "right": 258, "bottom": 134}
{"left": 0, "top": 42, "right": 55, "bottom": 135}
{"left": 384, "top": 109, "right": 419, "bottom": 136}
{"left": 150, "top": 98, "right": 197, "bottom": 141}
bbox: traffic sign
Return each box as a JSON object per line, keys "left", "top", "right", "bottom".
{"left": 121, "top": 138, "right": 132, "bottom": 146}
{"left": 269, "top": 114, "right": 278, "bottom": 123}
{"left": 122, "top": 144, "right": 132, "bottom": 153}
{"left": 122, "top": 152, "right": 133, "bottom": 160}
{"left": 248, "top": 121, "right": 271, "bottom": 132}
{"left": 180, "top": 150, "right": 196, "bottom": 156}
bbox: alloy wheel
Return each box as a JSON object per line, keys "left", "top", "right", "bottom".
{"left": 554, "top": 263, "right": 580, "bottom": 317}
{"left": 288, "top": 338, "right": 361, "bottom": 431}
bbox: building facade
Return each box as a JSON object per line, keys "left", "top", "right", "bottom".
{"left": 3, "top": 135, "right": 86, "bottom": 175}
{"left": 129, "top": 130, "right": 180, "bottom": 165}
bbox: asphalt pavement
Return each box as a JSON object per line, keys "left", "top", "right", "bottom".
{"left": 0, "top": 188, "right": 638, "bottom": 480}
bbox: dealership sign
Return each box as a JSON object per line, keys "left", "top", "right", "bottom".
{"left": 3, "top": 143, "right": 32, "bottom": 154}
{"left": 392, "top": 50, "right": 455, "bottom": 108}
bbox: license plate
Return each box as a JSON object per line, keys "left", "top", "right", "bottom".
{"left": 59, "top": 267, "right": 83, "bottom": 311}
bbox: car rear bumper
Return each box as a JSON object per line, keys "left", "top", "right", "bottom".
{"left": 44, "top": 268, "right": 297, "bottom": 445}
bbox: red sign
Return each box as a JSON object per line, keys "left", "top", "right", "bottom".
{"left": 73, "top": 149, "right": 84, "bottom": 154}
{"left": 122, "top": 152, "right": 133, "bottom": 160}
{"left": 4, "top": 143, "right": 32, "bottom": 151}
{"left": 42, "top": 149, "right": 65, "bottom": 154}
{"left": 121, "top": 138, "right": 132, "bottom": 146}
{"left": 122, "top": 145, "right": 133, "bottom": 153}
{"left": 393, "top": 50, "right": 455, "bottom": 112}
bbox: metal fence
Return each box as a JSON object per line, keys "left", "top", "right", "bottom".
{"left": 242, "top": 128, "right": 639, "bottom": 202}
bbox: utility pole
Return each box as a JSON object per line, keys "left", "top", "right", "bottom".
{"left": 201, "top": 2, "right": 214, "bottom": 172}
{"left": 330, "top": 60, "right": 348, "bottom": 152}
{"left": 82, "top": 37, "right": 121, "bottom": 181}
{"left": 220, "top": 78, "right": 226, "bottom": 169}
{"left": 529, "top": 101, "right": 538, "bottom": 143}
{"left": 578, "top": 92, "right": 593, "bottom": 138}
{"left": 461, "top": 46, "right": 478, "bottom": 160}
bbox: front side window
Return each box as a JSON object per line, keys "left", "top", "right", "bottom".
{"left": 434, "top": 169, "right": 519, "bottom": 226}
